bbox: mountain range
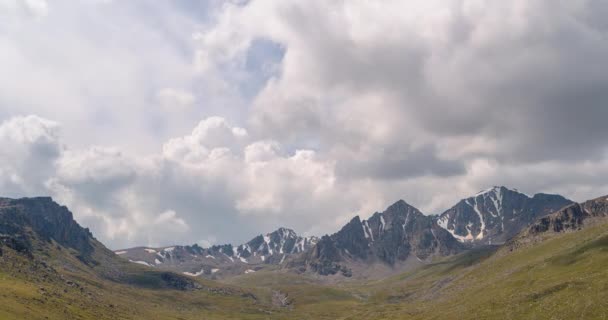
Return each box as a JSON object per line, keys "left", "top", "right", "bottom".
{"left": 116, "top": 227, "right": 318, "bottom": 278}
{"left": 116, "top": 186, "right": 573, "bottom": 279}
{"left": 1, "top": 187, "right": 607, "bottom": 319}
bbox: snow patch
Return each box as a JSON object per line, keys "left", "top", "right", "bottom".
{"left": 476, "top": 186, "right": 528, "bottom": 198}
{"left": 115, "top": 251, "right": 127, "bottom": 255}
{"left": 437, "top": 215, "right": 449, "bottom": 230}
{"left": 263, "top": 235, "right": 273, "bottom": 255}
{"left": 362, "top": 222, "right": 370, "bottom": 239}
{"left": 475, "top": 186, "right": 498, "bottom": 196}
{"left": 362, "top": 220, "right": 374, "bottom": 241}
{"left": 130, "top": 260, "right": 152, "bottom": 267}
{"left": 183, "top": 268, "right": 205, "bottom": 277}
{"left": 244, "top": 269, "right": 256, "bottom": 274}
{"left": 205, "top": 254, "right": 216, "bottom": 259}
{"left": 466, "top": 199, "right": 486, "bottom": 240}
{"left": 438, "top": 214, "right": 475, "bottom": 243}
{"left": 488, "top": 190, "right": 501, "bottom": 218}
{"left": 144, "top": 248, "right": 156, "bottom": 253}
{"left": 154, "top": 258, "right": 162, "bottom": 265}
{"left": 211, "top": 268, "right": 220, "bottom": 274}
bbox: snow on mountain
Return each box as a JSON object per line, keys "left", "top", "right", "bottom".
{"left": 437, "top": 186, "right": 572, "bottom": 245}
{"left": 115, "top": 186, "right": 573, "bottom": 279}
{"left": 115, "top": 227, "right": 318, "bottom": 278}
{"left": 299, "top": 200, "right": 463, "bottom": 277}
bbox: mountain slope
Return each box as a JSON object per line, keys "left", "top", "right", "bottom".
{"left": 233, "top": 196, "right": 608, "bottom": 319}
{"left": 0, "top": 197, "right": 273, "bottom": 319}
{"left": 352, "top": 217, "right": 608, "bottom": 319}
{"left": 2, "top": 194, "right": 608, "bottom": 319}
{"left": 437, "top": 186, "right": 572, "bottom": 245}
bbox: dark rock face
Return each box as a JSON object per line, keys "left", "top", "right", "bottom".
{"left": 437, "top": 187, "right": 573, "bottom": 245}
{"left": 159, "top": 272, "right": 202, "bottom": 291}
{"left": 235, "top": 227, "right": 318, "bottom": 263}
{"left": 0, "top": 234, "right": 32, "bottom": 255}
{"left": 332, "top": 216, "right": 369, "bottom": 260}
{"left": 358, "top": 200, "right": 462, "bottom": 263}
{"left": 0, "top": 197, "right": 94, "bottom": 259}
{"left": 529, "top": 196, "right": 608, "bottom": 234}
{"left": 307, "top": 235, "right": 351, "bottom": 276}
{"left": 208, "top": 244, "right": 235, "bottom": 257}
{"left": 301, "top": 200, "right": 464, "bottom": 276}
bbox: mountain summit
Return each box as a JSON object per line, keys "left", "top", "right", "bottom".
{"left": 437, "top": 186, "right": 572, "bottom": 245}
{"left": 297, "top": 200, "right": 463, "bottom": 277}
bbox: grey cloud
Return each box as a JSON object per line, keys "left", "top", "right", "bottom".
{"left": 0, "top": 115, "right": 61, "bottom": 196}
{"left": 4, "top": 0, "right": 608, "bottom": 250}
{"left": 335, "top": 144, "right": 465, "bottom": 180}
{"left": 229, "top": 0, "right": 608, "bottom": 166}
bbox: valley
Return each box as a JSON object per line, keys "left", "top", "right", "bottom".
{"left": 0, "top": 189, "right": 607, "bottom": 319}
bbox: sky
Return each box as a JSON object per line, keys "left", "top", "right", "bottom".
{"left": 2, "top": 0, "right": 608, "bottom": 249}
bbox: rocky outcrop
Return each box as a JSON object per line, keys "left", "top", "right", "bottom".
{"left": 529, "top": 196, "right": 608, "bottom": 235}
{"left": 0, "top": 197, "right": 95, "bottom": 261}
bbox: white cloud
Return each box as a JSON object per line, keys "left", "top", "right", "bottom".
{"left": 2, "top": 1, "right": 608, "bottom": 249}
{"left": 3, "top": 112, "right": 608, "bottom": 249}
{"left": 0, "top": 115, "right": 60, "bottom": 195}
{"left": 157, "top": 88, "right": 196, "bottom": 111}
{"left": 162, "top": 116, "right": 248, "bottom": 163}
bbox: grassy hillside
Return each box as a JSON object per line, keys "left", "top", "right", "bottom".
{"left": 225, "top": 221, "right": 608, "bottom": 319}
{"left": 0, "top": 234, "right": 277, "bottom": 320}
{"left": 1, "top": 221, "right": 607, "bottom": 319}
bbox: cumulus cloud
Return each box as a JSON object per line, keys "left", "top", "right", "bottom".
{"left": 0, "top": 115, "right": 352, "bottom": 248}
{"left": 198, "top": 0, "right": 608, "bottom": 164}
{"left": 0, "top": 115, "right": 61, "bottom": 195}
{"left": 2, "top": 0, "right": 608, "bottom": 249}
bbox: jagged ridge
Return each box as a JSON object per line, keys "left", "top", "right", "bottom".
{"left": 116, "top": 227, "right": 318, "bottom": 278}
{"left": 300, "top": 200, "right": 463, "bottom": 277}
{"left": 436, "top": 186, "right": 572, "bottom": 244}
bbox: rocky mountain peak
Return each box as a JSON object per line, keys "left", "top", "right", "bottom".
{"left": 116, "top": 226, "right": 318, "bottom": 278}
{"left": 437, "top": 187, "right": 572, "bottom": 245}
{"left": 473, "top": 186, "right": 523, "bottom": 197}
{"left": 271, "top": 227, "right": 298, "bottom": 239}
{"left": 385, "top": 199, "right": 416, "bottom": 212}
{"left": 299, "top": 200, "right": 463, "bottom": 277}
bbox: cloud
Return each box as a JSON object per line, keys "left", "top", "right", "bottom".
{"left": 0, "top": 0, "right": 48, "bottom": 19}
{"left": 0, "top": 115, "right": 60, "bottom": 196}
{"left": 157, "top": 88, "right": 196, "bottom": 111}
{"left": 3, "top": 113, "right": 608, "bottom": 249}
{"left": 2, "top": 1, "right": 608, "bottom": 249}
{"left": 199, "top": 0, "right": 608, "bottom": 165}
